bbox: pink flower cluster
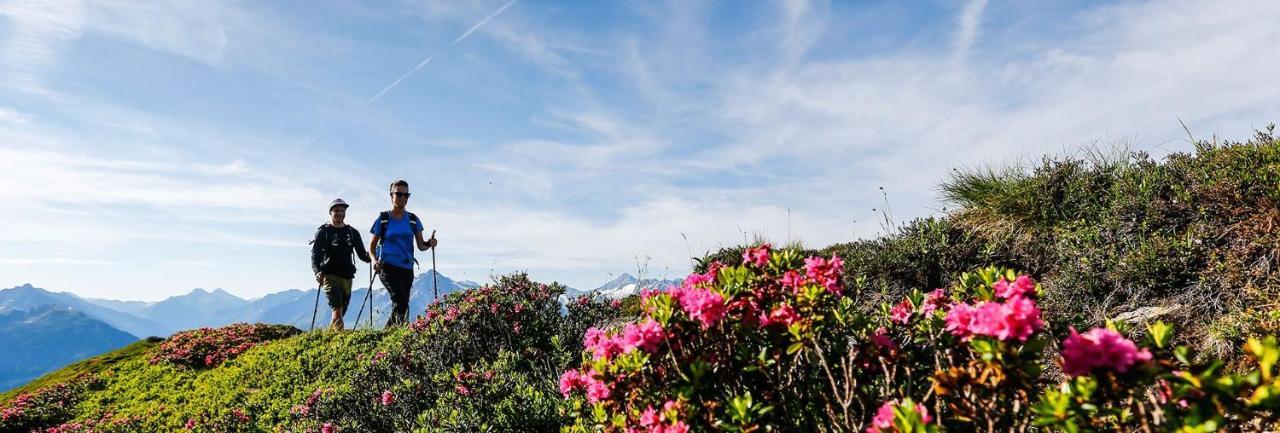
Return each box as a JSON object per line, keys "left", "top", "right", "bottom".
{"left": 742, "top": 243, "right": 772, "bottom": 268}
{"left": 680, "top": 262, "right": 723, "bottom": 290}
{"left": 803, "top": 255, "right": 845, "bottom": 294}
{"left": 560, "top": 369, "right": 613, "bottom": 403}
{"left": 623, "top": 320, "right": 667, "bottom": 353}
{"left": 759, "top": 304, "right": 799, "bottom": 328}
{"left": 890, "top": 300, "right": 914, "bottom": 325}
{"left": 919, "top": 289, "right": 947, "bottom": 316}
{"left": 380, "top": 390, "right": 395, "bottom": 406}
{"left": 871, "top": 327, "right": 897, "bottom": 352}
{"left": 583, "top": 320, "right": 667, "bottom": 361}
{"left": 944, "top": 275, "right": 1044, "bottom": 342}
{"left": 584, "top": 328, "right": 622, "bottom": 360}
{"left": 632, "top": 401, "right": 691, "bottom": 433}
{"left": 780, "top": 270, "right": 805, "bottom": 291}
{"left": 1, "top": 376, "right": 110, "bottom": 432}
{"left": 993, "top": 276, "right": 1037, "bottom": 299}
{"left": 150, "top": 323, "right": 299, "bottom": 368}
{"left": 1060, "top": 327, "right": 1153, "bottom": 377}
{"left": 866, "top": 400, "right": 932, "bottom": 433}
{"left": 668, "top": 286, "right": 727, "bottom": 329}
{"left": 944, "top": 297, "right": 1044, "bottom": 342}
{"left": 42, "top": 412, "right": 142, "bottom": 433}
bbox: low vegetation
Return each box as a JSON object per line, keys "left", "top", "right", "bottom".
{"left": 3, "top": 128, "right": 1279, "bottom": 432}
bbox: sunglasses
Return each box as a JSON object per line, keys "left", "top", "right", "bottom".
{"left": 391, "top": 192, "right": 411, "bottom": 198}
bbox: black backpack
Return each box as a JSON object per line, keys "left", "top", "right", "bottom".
{"left": 310, "top": 224, "right": 355, "bottom": 248}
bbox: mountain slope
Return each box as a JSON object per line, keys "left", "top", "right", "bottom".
{"left": 0, "top": 306, "right": 138, "bottom": 391}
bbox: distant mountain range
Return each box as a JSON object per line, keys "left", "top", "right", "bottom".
{"left": 1, "top": 284, "right": 168, "bottom": 338}
{"left": 0, "top": 271, "right": 683, "bottom": 391}
{"left": 587, "top": 274, "right": 684, "bottom": 300}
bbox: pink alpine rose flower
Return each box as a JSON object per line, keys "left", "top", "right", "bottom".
{"left": 380, "top": 390, "right": 395, "bottom": 406}
{"left": 639, "top": 406, "right": 660, "bottom": 427}
{"left": 993, "top": 275, "right": 1037, "bottom": 300}
{"left": 670, "top": 287, "right": 727, "bottom": 329}
{"left": 621, "top": 320, "right": 666, "bottom": 354}
{"left": 321, "top": 422, "right": 336, "bottom": 433}
{"left": 890, "top": 299, "right": 913, "bottom": 325}
{"left": 871, "top": 327, "right": 897, "bottom": 351}
{"left": 681, "top": 262, "right": 723, "bottom": 290}
{"left": 919, "top": 403, "right": 933, "bottom": 424}
{"left": 920, "top": 289, "right": 947, "bottom": 316}
{"left": 866, "top": 400, "right": 932, "bottom": 433}
{"left": 584, "top": 376, "right": 612, "bottom": 403}
{"left": 1060, "top": 327, "right": 1153, "bottom": 377}
{"left": 584, "top": 328, "right": 624, "bottom": 360}
{"left": 559, "top": 370, "right": 583, "bottom": 397}
{"left": 759, "top": 304, "right": 800, "bottom": 328}
{"left": 780, "top": 270, "right": 805, "bottom": 292}
{"left": 947, "top": 297, "right": 1044, "bottom": 342}
{"left": 944, "top": 302, "right": 979, "bottom": 340}
{"left": 803, "top": 255, "right": 844, "bottom": 294}
{"left": 664, "top": 421, "right": 691, "bottom": 433}
{"left": 971, "top": 296, "right": 1044, "bottom": 342}
{"left": 742, "top": 243, "right": 772, "bottom": 268}
{"left": 867, "top": 401, "right": 895, "bottom": 433}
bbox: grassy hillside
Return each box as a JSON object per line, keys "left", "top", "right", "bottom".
{"left": 0, "top": 274, "right": 620, "bottom": 432}
{"left": 700, "top": 126, "right": 1280, "bottom": 358}
{"left": 4, "top": 128, "right": 1279, "bottom": 432}
{"left": 0, "top": 338, "right": 159, "bottom": 403}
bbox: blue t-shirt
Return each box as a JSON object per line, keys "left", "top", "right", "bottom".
{"left": 370, "top": 212, "right": 423, "bottom": 271}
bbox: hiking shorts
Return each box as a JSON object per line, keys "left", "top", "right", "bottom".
{"left": 323, "top": 275, "right": 353, "bottom": 311}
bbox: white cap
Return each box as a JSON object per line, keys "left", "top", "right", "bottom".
{"left": 329, "top": 198, "right": 349, "bottom": 211}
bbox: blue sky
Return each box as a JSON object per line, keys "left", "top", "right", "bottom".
{"left": 1, "top": 0, "right": 1278, "bottom": 301}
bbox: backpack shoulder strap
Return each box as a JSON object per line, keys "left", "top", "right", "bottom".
{"left": 309, "top": 223, "right": 331, "bottom": 245}
{"left": 377, "top": 211, "right": 391, "bottom": 241}
{"left": 407, "top": 212, "right": 420, "bottom": 229}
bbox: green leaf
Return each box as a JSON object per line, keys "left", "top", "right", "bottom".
{"left": 1147, "top": 321, "right": 1173, "bottom": 349}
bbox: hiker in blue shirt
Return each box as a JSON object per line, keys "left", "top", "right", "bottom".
{"left": 369, "top": 179, "right": 437, "bottom": 327}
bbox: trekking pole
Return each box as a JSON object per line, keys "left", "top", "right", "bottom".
{"left": 355, "top": 262, "right": 376, "bottom": 329}
{"left": 430, "top": 230, "right": 438, "bottom": 301}
{"left": 310, "top": 281, "right": 322, "bottom": 331}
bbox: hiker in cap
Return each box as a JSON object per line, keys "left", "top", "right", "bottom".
{"left": 370, "top": 179, "right": 437, "bottom": 328}
{"left": 310, "top": 198, "right": 372, "bottom": 330}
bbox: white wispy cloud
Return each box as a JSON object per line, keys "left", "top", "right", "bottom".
{"left": 952, "top": 0, "right": 988, "bottom": 60}
{"left": 426, "top": 0, "right": 1280, "bottom": 289}
{"left": 0, "top": 107, "right": 32, "bottom": 124}
{"left": 4, "top": 0, "right": 1280, "bottom": 297}
{"left": 0, "top": 0, "right": 87, "bottom": 93}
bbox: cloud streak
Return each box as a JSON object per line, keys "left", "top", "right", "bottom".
{"left": 452, "top": 0, "right": 518, "bottom": 46}
{"left": 952, "top": 0, "right": 988, "bottom": 60}
{"left": 0, "top": 0, "right": 86, "bottom": 92}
